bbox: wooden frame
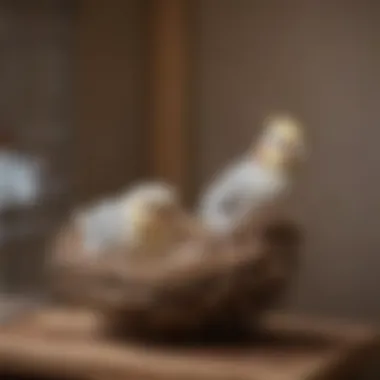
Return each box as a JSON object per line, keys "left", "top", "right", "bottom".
{"left": 75, "top": 0, "right": 191, "bottom": 201}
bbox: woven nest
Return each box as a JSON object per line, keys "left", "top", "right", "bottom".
{"left": 50, "top": 216, "right": 302, "bottom": 342}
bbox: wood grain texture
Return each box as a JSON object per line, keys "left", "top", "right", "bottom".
{"left": 0, "top": 307, "right": 378, "bottom": 380}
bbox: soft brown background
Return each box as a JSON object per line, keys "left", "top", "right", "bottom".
{"left": 0, "top": 0, "right": 146, "bottom": 292}
{"left": 75, "top": 0, "right": 146, "bottom": 202}
{"left": 1, "top": 0, "right": 380, "bottom": 324}
{"left": 0, "top": 0, "right": 75, "bottom": 292}
{"left": 194, "top": 0, "right": 380, "bottom": 323}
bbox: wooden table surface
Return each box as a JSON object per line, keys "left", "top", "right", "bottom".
{"left": 0, "top": 307, "right": 378, "bottom": 380}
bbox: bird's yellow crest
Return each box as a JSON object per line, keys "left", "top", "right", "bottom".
{"left": 266, "top": 115, "right": 302, "bottom": 141}
{"left": 254, "top": 114, "right": 306, "bottom": 172}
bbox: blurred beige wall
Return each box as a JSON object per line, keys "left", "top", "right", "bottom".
{"left": 194, "top": 0, "right": 380, "bottom": 322}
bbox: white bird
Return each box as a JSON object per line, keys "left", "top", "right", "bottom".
{"left": 198, "top": 115, "right": 307, "bottom": 234}
{"left": 73, "top": 181, "right": 180, "bottom": 256}
{"left": 0, "top": 149, "right": 44, "bottom": 211}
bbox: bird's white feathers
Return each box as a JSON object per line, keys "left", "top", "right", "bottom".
{"left": 0, "top": 150, "right": 43, "bottom": 211}
{"left": 199, "top": 159, "right": 289, "bottom": 234}
{"left": 74, "top": 182, "right": 179, "bottom": 255}
{"left": 75, "top": 198, "right": 127, "bottom": 254}
{"left": 199, "top": 115, "right": 305, "bottom": 235}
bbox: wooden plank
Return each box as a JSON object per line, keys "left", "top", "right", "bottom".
{"left": 0, "top": 308, "right": 378, "bottom": 380}
{"left": 146, "top": 0, "right": 191, "bottom": 199}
